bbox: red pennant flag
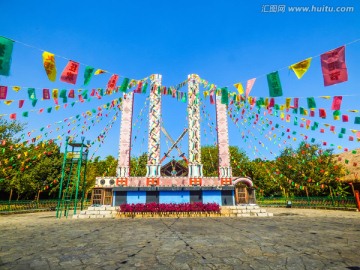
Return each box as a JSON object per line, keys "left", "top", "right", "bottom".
{"left": 0, "top": 86, "right": 8, "bottom": 99}
{"left": 321, "top": 46, "right": 348, "bottom": 86}
{"left": 60, "top": 60, "right": 80, "bottom": 84}
{"left": 78, "top": 95, "right": 84, "bottom": 103}
{"left": 342, "top": 115, "right": 349, "bottom": 122}
{"left": 331, "top": 96, "right": 342, "bottom": 110}
{"left": 293, "top": 98, "right": 299, "bottom": 109}
{"left": 210, "top": 94, "right": 215, "bottom": 104}
{"left": 107, "top": 74, "right": 119, "bottom": 91}
{"left": 349, "top": 136, "right": 354, "bottom": 141}
{"left": 9, "top": 113, "right": 16, "bottom": 120}
{"left": 43, "top": 89, "right": 50, "bottom": 99}
{"left": 90, "top": 89, "right": 95, "bottom": 96}
{"left": 310, "top": 110, "right": 315, "bottom": 117}
{"left": 19, "top": 100, "right": 24, "bottom": 108}
{"left": 68, "top": 89, "right": 75, "bottom": 98}
{"left": 330, "top": 125, "right": 335, "bottom": 132}
{"left": 320, "top": 129, "right": 325, "bottom": 133}
{"left": 134, "top": 81, "right": 143, "bottom": 93}
{"left": 269, "top": 98, "right": 275, "bottom": 108}
{"left": 319, "top": 108, "right": 326, "bottom": 118}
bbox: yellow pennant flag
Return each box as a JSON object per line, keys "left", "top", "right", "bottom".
{"left": 348, "top": 110, "right": 359, "bottom": 113}
{"left": 203, "top": 91, "right": 209, "bottom": 98}
{"left": 233, "top": 83, "right": 244, "bottom": 94}
{"left": 285, "top": 98, "right": 291, "bottom": 109}
{"left": 94, "top": 69, "right": 106, "bottom": 75}
{"left": 4, "top": 100, "right": 13, "bottom": 105}
{"left": 12, "top": 86, "right": 21, "bottom": 92}
{"left": 42, "top": 51, "right": 57, "bottom": 82}
{"left": 289, "top": 57, "right": 312, "bottom": 79}
{"left": 55, "top": 105, "right": 60, "bottom": 111}
{"left": 320, "top": 96, "right": 331, "bottom": 99}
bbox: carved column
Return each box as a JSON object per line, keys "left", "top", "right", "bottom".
{"left": 215, "top": 95, "right": 232, "bottom": 185}
{"left": 116, "top": 92, "right": 134, "bottom": 186}
{"left": 188, "top": 74, "right": 203, "bottom": 185}
{"left": 146, "top": 74, "right": 162, "bottom": 185}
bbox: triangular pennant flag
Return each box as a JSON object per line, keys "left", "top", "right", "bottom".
{"left": 267, "top": 71, "right": 283, "bottom": 97}
{"left": 94, "top": 69, "right": 106, "bottom": 75}
{"left": 234, "top": 83, "right": 244, "bottom": 95}
{"left": 307, "top": 97, "right": 316, "bottom": 109}
{"left": 68, "top": 89, "right": 75, "bottom": 98}
{"left": 107, "top": 74, "right": 119, "bottom": 91}
{"left": 19, "top": 100, "right": 24, "bottom": 108}
{"left": 4, "top": 100, "right": 13, "bottom": 105}
{"left": 12, "top": 86, "right": 21, "bottom": 92}
{"left": 9, "top": 113, "right": 16, "bottom": 120}
{"left": 42, "top": 51, "right": 56, "bottom": 82}
{"left": 331, "top": 96, "right": 342, "bottom": 110}
{"left": 0, "top": 37, "right": 14, "bottom": 76}
{"left": 120, "top": 78, "right": 130, "bottom": 92}
{"left": 221, "top": 87, "right": 229, "bottom": 105}
{"left": 321, "top": 46, "right": 348, "bottom": 86}
{"left": 0, "top": 86, "right": 7, "bottom": 99}
{"left": 60, "top": 60, "right": 79, "bottom": 84}
{"left": 245, "top": 78, "right": 256, "bottom": 98}
{"left": 22, "top": 111, "right": 29, "bottom": 117}
{"left": 84, "top": 66, "right": 94, "bottom": 86}
{"left": 43, "top": 89, "right": 50, "bottom": 100}
{"left": 28, "top": 88, "right": 36, "bottom": 100}
{"left": 289, "top": 58, "right": 312, "bottom": 79}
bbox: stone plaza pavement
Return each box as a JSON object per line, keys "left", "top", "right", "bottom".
{"left": 0, "top": 208, "right": 359, "bottom": 270}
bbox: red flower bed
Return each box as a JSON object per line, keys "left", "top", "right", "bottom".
{"left": 119, "top": 202, "right": 220, "bottom": 213}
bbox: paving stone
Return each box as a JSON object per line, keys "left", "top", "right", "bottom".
{"left": 0, "top": 209, "right": 359, "bottom": 269}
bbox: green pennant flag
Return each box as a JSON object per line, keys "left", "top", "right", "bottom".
{"left": 47, "top": 107, "right": 52, "bottom": 113}
{"left": 22, "top": 111, "right": 29, "bottom": 117}
{"left": 341, "top": 127, "right": 346, "bottom": 134}
{"left": 274, "top": 104, "right": 280, "bottom": 110}
{"left": 0, "top": 37, "right": 14, "bottom": 76}
{"left": 221, "top": 87, "right": 229, "bottom": 105}
{"left": 71, "top": 102, "right": 76, "bottom": 107}
{"left": 28, "top": 88, "right": 36, "bottom": 100}
{"left": 181, "top": 93, "right": 187, "bottom": 103}
{"left": 294, "top": 117, "right": 298, "bottom": 126}
{"left": 99, "top": 88, "right": 104, "bottom": 96}
{"left": 31, "top": 99, "right": 38, "bottom": 107}
{"left": 300, "top": 107, "right": 305, "bottom": 115}
{"left": 59, "top": 89, "right": 67, "bottom": 98}
{"left": 307, "top": 97, "right": 316, "bottom": 109}
{"left": 62, "top": 97, "right": 68, "bottom": 103}
{"left": 84, "top": 66, "right": 94, "bottom": 86}
{"left": 81, "top": 90, "right": 88, "bottom": 99}
{"left": 354, "top": 117, "right": 360, "bottom": 124}
{"left": 142, "top": 82, "right": 148, "bottom": 94}
{"left": 120, "top": 78, "right": 130, "bottom": 92}
{"left": 267, "top": 71, "right": 283, "bottom": 97}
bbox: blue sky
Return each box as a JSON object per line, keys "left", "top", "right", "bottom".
{"left": 1, "top": 0, "right": 360, "bottom": 162}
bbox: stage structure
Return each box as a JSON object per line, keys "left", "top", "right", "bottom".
{"left": 93, "top": 74, "right": 255, "bottom": 206}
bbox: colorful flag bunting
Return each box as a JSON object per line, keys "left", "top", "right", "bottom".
{"left": 321, "top": 46, "right": 348, "bottom": 86}
{"left": 60, "top": 60, "right": 79, "bottom": 84}
{"left": 331, "top": 96, "right": 342, "bottom": 110}
{"left": 84, "top": 66, "right": 94, "bottom": 86}
{"left": 245, "top": 78, "right": 256, "bottom": 98}
{"left": 267, "top": 71, "right": 283, "bottom": 97}
{"left": 289, "top": 58, "right": 312, "bottom": 79}
{"left": 107, "top": 74, "right": 119, "bottom": 91}
{"left": 42, "top": 51, "right": 57, "bottom": 82}
{"left": 0, "top": 37, "right": 14, "bottom": 76}
{"left": 134, "top": 81, "right": 143, "bottom": 93}
{"left": 0, "top": 86, "right": 7, "bottom": 99}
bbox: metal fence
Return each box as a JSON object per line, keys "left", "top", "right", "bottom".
{"left": 257, "top": 196, "right": 357, "bottom": 210}
{"left": 0, "top": 199, "right": 91, "bottom": 213}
